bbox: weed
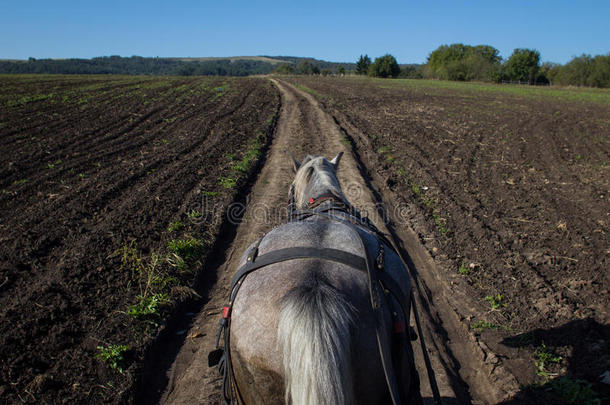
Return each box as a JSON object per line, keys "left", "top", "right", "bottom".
{"left": 187, "top": 210, "right": 202, "bottom": 220}
{"left": 167, "top": 238, "right": 205, "bottom": 270}
{"left": 167, "top": 221, "right": 183, "bottom": 232}
{"left": 485, "top": 293, "right": 506, "bottom": 310}
{"left": 12, "top": 179, "right": 27, "bottom": 186}
{"left": 163, "top": 118, "right": 177, "bottom": 124}
{"left": 458, "top": 261, "right": 470, "bottom": 275}
{"left": 219, "top": 176, "right": 236, "bottom": 189}
{"left": 78, "top": 173, "right": 85, "bottom": 179}
{"left": 96, "top": 344, "right": 129, "bottom": 373}
{"left": 232, "top": 139, "right": 261, "bottom": 173}
{"left": 411, "top": 183, "right": 421, "bottom": 196}
{"left": 114, "top": 243, "right": 166, "bottom": 297}
{"left": 535, "top": 341, "right": 562, "bottom": 378}
{"left": 127, "top": 293, "right": 167, "bottom": 320}
{"left": 47, "top": 159, "right": 62, "bottom": 169}
{"left": 547, "top": 376, "right": 600, "bottom": 404}
{"left": 432, "top": 213, "right": 448, "bottom": 235}
{"left": 470, "top": 320, "right": 499, "bottom": 331}
{"left": 202, "top": 191, "right": 219, "bottom": 197}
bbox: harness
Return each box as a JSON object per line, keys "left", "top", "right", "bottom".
{"left": 209, "top": 194, "right": 442, "bottom": 405}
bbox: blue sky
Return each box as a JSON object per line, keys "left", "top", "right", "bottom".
{"left": 1, "top": 0, "right": 608, "bottom": 64}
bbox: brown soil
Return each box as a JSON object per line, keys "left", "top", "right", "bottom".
{"left": 285, "top": 76, "right": 610, "bottom": 404}
{"left": 2, "top": 74, "right": 608, "bottom": 405}
{"left": 0, "top": 75, "right": 279, "bottom": 404}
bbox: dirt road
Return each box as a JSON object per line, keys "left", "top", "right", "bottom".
{"left": 154, "top": 80, "right": 520, "bottom": 404}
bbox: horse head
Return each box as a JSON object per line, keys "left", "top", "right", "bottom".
{"left": 289, "top": 152, "right": 345, "bottom": 209}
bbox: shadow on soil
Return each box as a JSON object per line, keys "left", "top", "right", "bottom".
{"left": 498, "top": 318, "right": 609, "bottom": 405}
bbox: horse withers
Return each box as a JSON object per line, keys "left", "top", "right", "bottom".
{"left": 211, "top": 153, "right": 421, "bottom": 405}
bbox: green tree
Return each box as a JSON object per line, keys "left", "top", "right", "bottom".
{"left": 505, "top": 48, "right": 541, "bottom": 84}
{"left": 356, "top": 55, "right": 371, "bottom": 75}
{"left": 296, "top": 60, "right": 320, "bottom": 75}
{"left": 337, "top": 65, "right": 346, "bottom": 75}
{"left": 272, "top": 64, "right": 295, "bottom": 74}
{"left": 369, "top": 54, "right": 400, "bottom": 78}
{"left": 399, "top": 64, "right": 424, "bottom": 78}
{"left": 427, "top": 43, "right": 501, "bottom": 81}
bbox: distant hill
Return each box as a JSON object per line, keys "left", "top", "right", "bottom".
{"left": 0, "top": 55, "right": 355, "bottom": 76}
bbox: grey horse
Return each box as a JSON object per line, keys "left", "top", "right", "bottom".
{"left": 224, "top": 153, "right": 419, "bottom": 405}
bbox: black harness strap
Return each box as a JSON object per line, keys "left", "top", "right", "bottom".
{"left": 229, "top": 247, "right": 367, "bottom": 302}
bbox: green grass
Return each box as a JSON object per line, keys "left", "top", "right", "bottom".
{"left": 294, "top": 83, "right": 321, "bottom": 99}
{"left": 127, "top": 293, "right": 167, "bottom": 320}
{"left": 470, "top": 320, "right": 499, "bottom": 331}
{"left": 360, "top": 76, "right": 610, "bottom": 105}
{"left": 232, "top": 138, "right": 262, "bottom": 173}
{"left": 167, "top": 238, "right": 205, "bottom": 270}
{"left": 219, "top": 176, "right": 237, "bottom": 189}
{"left": 95, "top": 344, "right": 129, "bottom": 373}
{"left": 167, "top": 221, "right": 183, "bottom": 232}
{"left": 202, "top": 191, "right": 219, "bottom": 197}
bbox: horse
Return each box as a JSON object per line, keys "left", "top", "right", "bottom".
{"left": 210, "top": 153, "right": 423, "bottom": 405}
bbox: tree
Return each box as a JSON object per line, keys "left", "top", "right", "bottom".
{"left": 399, "top": 64, "right": 424, "bottom": 79}
{"left": 426, "top": 43, "right": 502, "bottom": 81}
{"left": 272, "top": 64, "right": 295, "bottom": 74}
{"left": 356, "top": 55, "right": 371, "bottom": 75}
{"left": 505, "top": 48, "right": 540, "bottom": 84}
{"left": 368, "top": 54, "right": 400, "bottom": 78}
{"left": 337, "top": 65, "right": 345, "bottom": 75}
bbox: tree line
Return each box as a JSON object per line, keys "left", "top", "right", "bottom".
{"left": 0, "top": 56, "right": 279, "bottom": 76}
{"left": 1, "top": 49, "right": 607, "bottom": 87}
{"left": 0, "top": 55, "right": 356, "bottom": 77}
{"left": 356, "top": 45, "right": 609, "bottom": 88}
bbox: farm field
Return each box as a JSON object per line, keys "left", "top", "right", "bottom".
{"left": 286, "top": 76, "right": 610, "bottom": 403}
{"left": 1, "top": 73, "right": 609, "bottom": 405}
{"left": 0, "top": 75, "right": 279, "bottom": 403}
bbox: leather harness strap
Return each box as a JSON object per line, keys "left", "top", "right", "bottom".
{"left": 229, "top": 247, "right": 367, "bottom": 301}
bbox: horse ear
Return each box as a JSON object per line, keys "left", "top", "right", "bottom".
{"left": 289, "top": 153, "right": 300, "bottom": 173}
{"left": 329, "top": 152, "right": 343, "bottom": 169}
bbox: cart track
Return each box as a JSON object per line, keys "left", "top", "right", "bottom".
{"left": 157, "top": 80, "right": 519, "bottom": 404}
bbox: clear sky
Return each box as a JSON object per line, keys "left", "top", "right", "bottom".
{"left": 1, "top": 0, "right": 608, "bottom": 64}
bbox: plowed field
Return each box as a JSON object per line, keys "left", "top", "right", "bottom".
{"left": 0, "top": 75, "right": 279, "bottom": 403}
{"left": 286, "top": 76, "right": 610, "bottom": 403}
{"left": 2, "top": 74, "right": 608, "bottom": 405}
